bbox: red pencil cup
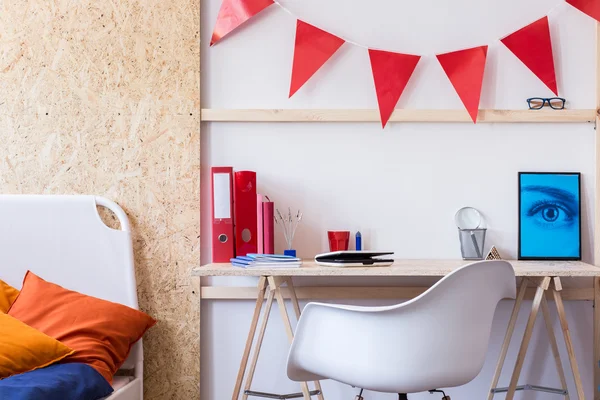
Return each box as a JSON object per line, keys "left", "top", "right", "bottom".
{"left": 328, "top": 231, "right": 350, "bottom": 252}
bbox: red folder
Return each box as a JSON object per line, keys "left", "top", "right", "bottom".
{"left": 263, "top": 201, "right": 275, "bottom": 254}
{"left": 211, "top": 167, "right": 235, "bottom": 262}
{"left": 257, "top": 194, "right": 264, "bottom": 254}
{"left": 234, "top": 171, "right": 258, "bottom": 256}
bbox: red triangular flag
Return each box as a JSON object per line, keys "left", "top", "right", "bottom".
{"left": 501, "top": 17, "right": 558, "bottom": 95}
{"left": 289, "top": 21, "right": 345, "bottom": 97}
{"left": 437, "top": 46, "right": 488, "bottom": 123}
{"left": 566, "top": 0, "right": 600, "bottom": 21}
{"left": 368, "top": 49, "right": 421, "bottom": 128}
{"left": 210, "top": 0, "right": 274, "bottom": 46}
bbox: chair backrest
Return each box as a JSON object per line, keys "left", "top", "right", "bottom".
{"left": 389, "top": 260, "right": 516, "bottom": 390}
{"left": 355, "top": 260, "right": 517, "bottom": 392}
{"left": 287, "top": 260, "right": 516, "bottom": 393}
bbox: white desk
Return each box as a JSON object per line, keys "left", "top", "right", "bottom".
{"left": 193, "top": 260, "right": 600, "bottom": 400}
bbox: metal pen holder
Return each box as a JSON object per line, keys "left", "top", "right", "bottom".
{"left": 458, "top": 228, "right": 487, "bottom": 260}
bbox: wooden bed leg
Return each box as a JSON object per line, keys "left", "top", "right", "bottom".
{"left": 285, "top": 277, "right": 325, "bottom": 400}
{"left": 506, "top": 277, "right": 550, "bottom": 400}
{"left": 553, "top": 277, "right": 585, "bottom": 400}
{"left": 242, "top": 288, "right": 275, "bottom": 400}
{"left": 232, "top": 277, "right": 268, "bottom": 400}
{"left": 488, "top": 279, "right": 529, "bottom": 400}
{"left": 269, "top": 276, "right": 312, "bottom": 400}
{"left": 595, "top": 277, "right": 600, "bottom": 400}
{"left": 541, "top": 292, "right": 570, "bottom": 400}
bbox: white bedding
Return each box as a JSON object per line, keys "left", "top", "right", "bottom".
{"left": 112, "top": 376, "right": 134, "bottom": 392}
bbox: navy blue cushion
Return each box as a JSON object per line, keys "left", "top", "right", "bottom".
{"left": 0, "top": 363, "right": 113, "bottom": 400}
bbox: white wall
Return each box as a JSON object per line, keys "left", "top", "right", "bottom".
{"left": 200, "top": 0, "right": 598, "bottom": 398}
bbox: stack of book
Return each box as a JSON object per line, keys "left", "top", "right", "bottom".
{"left": 230, "top": 254, "right": 302, "bottom": 268}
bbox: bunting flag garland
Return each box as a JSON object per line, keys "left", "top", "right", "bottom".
{"left": 566, "top": 0, "right": 600, "bottom": 21}
{"left": 210, "top": 0, "right": 274, "bottom": 46}
{"left": 210, "top": 0, "right": 600, "bottom": 127}
{"left": 437, "top": 46, "right": 488, "bottom": 123}
{"left": 501, "top": 17, "right": 558, "bottom": 95}
{"left": 289, "top": 20, "right": 345, "bottom": 98}
{"left": 368, "top": 50, "right": 421, "bottom": 128}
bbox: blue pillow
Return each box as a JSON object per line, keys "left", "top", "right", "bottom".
{"left": 0, "top": 363, "right": 113, "bottom": 400}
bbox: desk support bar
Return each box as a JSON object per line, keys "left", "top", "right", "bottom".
{"left": 285, "top": 278, "right": 325, "bottom": 400}
{"left": 491, "top": 385, "right": 567, "bottom": 395}
{"left": 232, "top": 276, "right": 325, "bottom": 400}
{"left": 233, "top": 277, "right": 269, "bottom": 400}
{"left": 553, "top": 278, "right": 585, "bottom": 399}
{"left": 242, "top": 288, "right": 275, "bottom": 400}
{"left": 200, "top": 286, "right": 594, "bottom": 301}
{"left": 506, "top": 278, "right": 549, "bottom": 400}
{"left": 489, "top": 277, "right": 586, "bottom": 400}
{"left": 268, "top": 276, "right": 313, "bottom": 400}
{"left": 541, "top": 294, "right": 570, "bottom": 399}
{"left": 488, "top": 279, "right": 529, "bottom": 400}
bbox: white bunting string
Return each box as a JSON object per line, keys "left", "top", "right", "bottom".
{"left": 272, "top": 0, "right": 369, "bottom": 49}
{"left": 272, "top": 0, "right": 567, "bottom": 54}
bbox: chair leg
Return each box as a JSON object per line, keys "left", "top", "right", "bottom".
{"left": 428, "top": 389, "right": 450, "bottom": 400}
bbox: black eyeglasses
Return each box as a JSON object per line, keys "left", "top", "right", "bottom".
{"left": 527, "top": 97, "right": 566, "bottom": 110}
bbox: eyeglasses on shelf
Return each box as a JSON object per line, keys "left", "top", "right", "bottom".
{"left": 527, "top": 97, "right": 566, "bottom": 110}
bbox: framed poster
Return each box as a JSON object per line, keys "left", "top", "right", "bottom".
{"left": 518, "top": 172, "right": 581, "bottom": 260}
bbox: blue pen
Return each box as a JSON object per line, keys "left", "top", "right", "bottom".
{"left": 356, "top": 231, "right": 362, "bottom": 251}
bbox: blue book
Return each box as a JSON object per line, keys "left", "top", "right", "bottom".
{"left": 245, "top": 254, "right": 301, "bottom": 262}
{"left": 230, "top": 258, "right": 251, "bottom": 266}
{"left": 230, "top": 254, "right": 302, "bottom": 268}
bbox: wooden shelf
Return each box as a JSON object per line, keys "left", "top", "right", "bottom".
{"left": 200, "top": 286, "right": 594, "bottom": 301}
{"left": 201, "top": 108, "right": 597, "bottom": 123}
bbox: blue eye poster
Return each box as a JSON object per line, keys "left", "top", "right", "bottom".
{"left": 519, "top": 172, "right": 581, "bottom": 260}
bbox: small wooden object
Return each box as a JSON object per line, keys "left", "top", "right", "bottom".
{"left": 486, "top": 246, "right": 502, "bottom": 260}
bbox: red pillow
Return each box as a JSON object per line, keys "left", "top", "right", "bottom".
{"left": 8, "top": 271, "right": 156, "bottom": 383}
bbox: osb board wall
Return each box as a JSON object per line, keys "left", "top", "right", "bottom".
{"left": 0, "top": 1, "right": 200, "bottom": 399}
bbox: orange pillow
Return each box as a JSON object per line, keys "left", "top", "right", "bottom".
{"left": 8, "top": 271, "right": 156, "bottom": 383}
{"left": 0, "top": 279, "right": 19, "bottom": 313}
{"left": 0, "top": 313, "right": 74, "bottom": 379}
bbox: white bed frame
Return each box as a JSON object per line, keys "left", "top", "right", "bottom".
{"left": 0, "top": 195, "right": 143, "bottom": 400}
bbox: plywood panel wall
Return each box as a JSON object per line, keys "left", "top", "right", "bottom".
{"left": 0, "top": 1, "right": 200, "bottom": 399}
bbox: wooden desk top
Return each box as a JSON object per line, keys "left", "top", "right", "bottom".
{"left": 192, "top": 259, "right": 600, "bottom": 277}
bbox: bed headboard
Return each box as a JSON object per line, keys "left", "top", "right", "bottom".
{"left": 0, "top": 195, "right": 142, "bottom": 372}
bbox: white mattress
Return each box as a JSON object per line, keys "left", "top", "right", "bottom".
{"left": 112, "top": 376, "right": 133, "bottom": 392}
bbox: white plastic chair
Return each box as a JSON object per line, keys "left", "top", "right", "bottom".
{"left": 286, "top": 260, "right": 516, "bottom": 398}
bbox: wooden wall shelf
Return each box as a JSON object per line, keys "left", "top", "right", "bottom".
{"left": 201, "top": 108, "right": 597, "bottom": 123}
{"left": 200, "top": 285, "right": 594, "bottom": 301}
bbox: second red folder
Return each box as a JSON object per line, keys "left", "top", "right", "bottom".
{"left": 234, "top": 171, "right": 258, "bottom": 256}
